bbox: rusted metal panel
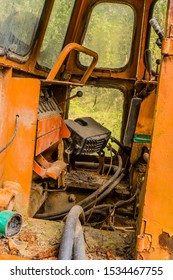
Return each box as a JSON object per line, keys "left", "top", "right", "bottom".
{"left": 37, "top": 115, "right": 62, "bottom": 138}
{"left": 35, "top": 129, "right": 60, "bottom": 156}
{"left": 130, "top": 90, "right": 156, "bottom": 164}
{"left": 36, "top": 115, "right": 70, "bottom": 151}
{"left": 60, "top": 119, "right": 71, "bottom": 138}
{"left": 2, "top": 76, "right": 40, "bottom": 218}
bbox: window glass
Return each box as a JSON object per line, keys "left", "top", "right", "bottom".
{"left": 149, "top": 0, "right": 168, "bottom": 68}
{"left": 38, "top": 0, "right": 75, "bottom": 69}
{"left": 79, "top": 3, "right": 134, "bottom": 69}
{"left": 68, "top": 87, "right": 124, "bottom": 142}
{"left": 0, "top": 0, "right": 45, "bottom": 56}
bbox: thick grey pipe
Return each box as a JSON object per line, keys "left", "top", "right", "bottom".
{"left": 73, "top": 219, "right": 86, "bottom": 260}
{"left": 58, "top": 205, "right": 86, "bottom": 260}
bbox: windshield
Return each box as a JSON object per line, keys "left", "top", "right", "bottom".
{"left": 80, "top": 3, "right": 134, "bottom": 69}
{"left": 0, "top": 0, "right": 45, "bottom": 57}
{"left": 38, "top": 0, "right": 75, "bottom": 69}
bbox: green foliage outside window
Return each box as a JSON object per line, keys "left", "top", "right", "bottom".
{"left": 38, "top": 0, "right": 75, "bottom": 69}
{"left": 69, "top": 87, "right": 124, "bottom": 144}
{"left": 149, "top": 0, "right": 168, "bottom": 69}
{"left": 69, "top": 3, "right": 134, "bottom": 146}
{"left": 80, "top": 3, "right": 134, "bottom": 68}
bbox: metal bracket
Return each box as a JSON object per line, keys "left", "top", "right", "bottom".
{"left": 162, "top": 38, "right": 173, "bottom": 55}
{"left": 33, "top": 155, "right": 67, "bottom": 180}
{"left": 169, "top": 23, "right": 173, "bottom": 38}
{"left": 136, "top": 234, "right": 152, "bottom": 253}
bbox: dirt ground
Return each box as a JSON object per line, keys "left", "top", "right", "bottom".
{"left": 0, "top": 218, "right": 135, "bottom": 260}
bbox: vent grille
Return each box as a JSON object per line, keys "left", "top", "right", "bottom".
{"left": 82, "top": 136, "right": 108, "bottom": 154}
{"left": 65, "top": 117, "right": 111, "bottom": 155}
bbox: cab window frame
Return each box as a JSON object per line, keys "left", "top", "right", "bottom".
{"left": 77, "top": 1, "right": 136, "bottom": 72}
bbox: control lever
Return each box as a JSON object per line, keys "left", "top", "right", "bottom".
{"left": 67, "top": 90, "right": 83, "bottom": 101}
{"left": 149, "top": 18, "right": 164, "bottom": 48}
{"left": 59, "top": 91, "right": 83, "bottom": 105}
{"left": 144, "top": 49, "right": 152, "bottom": 78}
{"left": 155, "top": 59, "right": 161, "bottom": 81}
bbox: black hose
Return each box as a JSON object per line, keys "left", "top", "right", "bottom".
{"left": 85, "top": 188, "right": 138, "bottom": 218}
{"left": 110, "top": 136, "right": 130, "bottom": 153}
{"left": 78, "top": 154, "right": 123, "bottom": 209}
{"left": 58, "top": 205, "right": 86, "bottom": 260}
{"left": 0, "top": 115, "right": 19, "bottom": 154}
{"left": 75, "top": 161, "right": 118, "bottom": 173}
{"left": 35, "top": 205, "right": 73, "bottom": 219}
{"left": 83, "top": 173, "right": 125, "bottom": 211}
{"left": 85, "top": 204, "right": 113, "bottom": 214}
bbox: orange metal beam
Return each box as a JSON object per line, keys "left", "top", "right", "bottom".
{"left": 136, "top": 0, "right": 173, "bottom": 260}
{"left": 2, "top": 75, "right": 40, "bottom": 218}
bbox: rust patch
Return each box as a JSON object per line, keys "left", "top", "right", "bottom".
{"left": 32, "top": 247, "right": 59, "bottom": 260}
{"left": 0, "top": 188, "right": 15, "bottom": 211}
{"left": 159, "top": 232, "right": 173, "bottom": 255}
{"left": 159, "top": 232, "right": 170, "bottom": 248}
{"left": 19, "top": 230, "right": 38, "bottom": 245}
{"left": 167, "top": 236, "right": 173, "bottom": 254}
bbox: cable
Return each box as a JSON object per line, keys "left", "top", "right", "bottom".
{"left": 83, "top": 173, "right": 125, "bottom": 212}
{"left": 86, "top": 146, "right": 113, "bottom": 222}
{"left": 0, "top": 115, "right": 19, "bottom": 154}
{"left": 78, "top": 154, "right": 123, "bottom": 209}
{"left": 85, "top": 188, "right": 138, "bottom": 221}
{"left": 105, "top": 144, "right": 113, "bottom": 177}
{"left": 110, "top": 136, "right": 130, "bottom": 153}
